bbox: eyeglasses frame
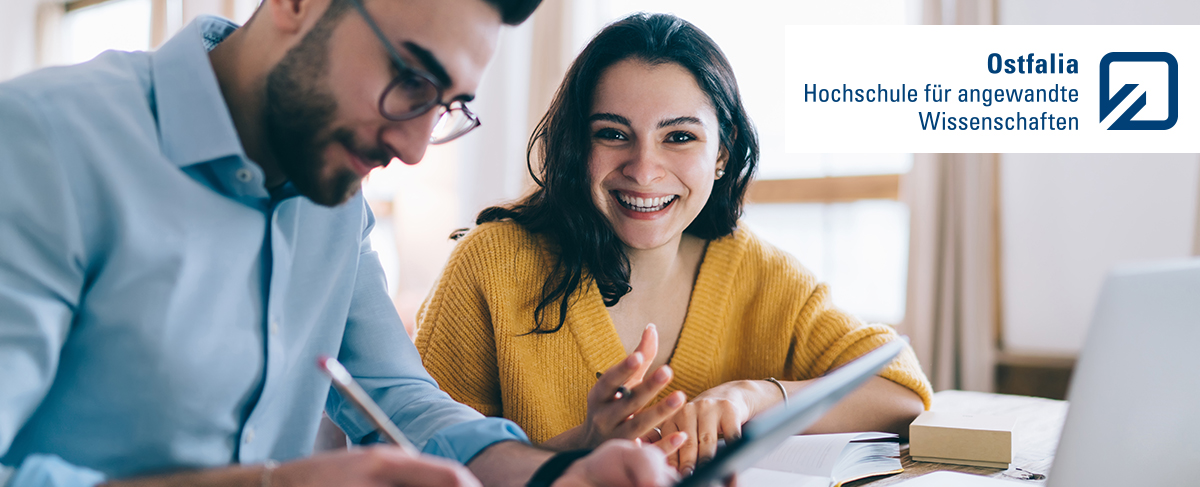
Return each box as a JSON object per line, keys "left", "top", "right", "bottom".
{"left": 347, "top": 0, "right": 482, "bottom": 143}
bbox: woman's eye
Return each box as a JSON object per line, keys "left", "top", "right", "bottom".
{"left": 594, "top": 128, "right": 627, "bottom": 141}
{"left": 666, "top": 131, "right": 696, "bottom": 143}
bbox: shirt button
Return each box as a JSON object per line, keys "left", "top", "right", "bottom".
{"left": 236, "top": 168, "right": 253, "bottom": 182}
{"left": 244, "top": 427, "right": 256, "bottom": 444}
{"left": 270, "top": 320, "right": 280, "bottom": 336}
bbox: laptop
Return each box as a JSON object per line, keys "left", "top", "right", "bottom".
{"left": 893, "top": 258, "right": 1200, "bottom": 487}
{"left": 677, "top": 338, "right": 905, "bottom": 487}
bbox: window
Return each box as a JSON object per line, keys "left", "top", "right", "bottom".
{"left": 61, "top": 0, "right": 153, "bottom": 65}
{"left": 48, "top": 0, "right": 259, "bottom": 68}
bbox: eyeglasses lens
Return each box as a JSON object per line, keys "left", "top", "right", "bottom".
{"left": 382, "top": 72, "right": 440, "bottom": 120}
{"left": 429, "top": 107, "right": 480, "bottom": 144}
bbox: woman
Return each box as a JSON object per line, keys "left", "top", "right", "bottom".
{"left": 415, "top": 12, "right": 932, "bottom": 473}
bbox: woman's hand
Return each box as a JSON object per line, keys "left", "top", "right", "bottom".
{"left": 545, "top": 324, "right": 688, "bottom": 452}
{"left": 657, "top": 380, "right": 782, "bottom": 476}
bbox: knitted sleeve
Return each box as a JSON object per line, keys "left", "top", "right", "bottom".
{"left": 414, "top": 230, "right": 503, "bottom": 417}
{"left": 786, "top": 283, "right": 934, "bottom": 410}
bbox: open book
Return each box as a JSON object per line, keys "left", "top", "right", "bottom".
{"left": 738, "top": 432, "right": 904, "bottom": 487}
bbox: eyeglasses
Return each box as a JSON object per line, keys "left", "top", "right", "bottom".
{"left": 349, "top": 0, "right": 481, "bottom": 144}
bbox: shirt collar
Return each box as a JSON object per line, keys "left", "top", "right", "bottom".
{"left": 151, "top": 16, "right": 246, "bottom": 169}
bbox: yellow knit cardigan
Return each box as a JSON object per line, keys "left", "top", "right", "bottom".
{"left": 416, "top": 221, "right": 933, "bottom": 444}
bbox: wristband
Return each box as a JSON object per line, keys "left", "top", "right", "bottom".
{"left": 526, "top": 449, "right": 592, "bottom": 487}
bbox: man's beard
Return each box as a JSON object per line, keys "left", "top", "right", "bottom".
{"left": 263, "top": 21, "right": 379, "bottom": 207}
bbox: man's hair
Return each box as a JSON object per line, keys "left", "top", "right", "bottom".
{"left": 484, "top": 0, "right": 541, "bottom": 25}
{"left": 253, "top": 0, "right": 542, "bottom": 27}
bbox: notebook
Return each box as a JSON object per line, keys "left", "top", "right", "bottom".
{"left": 740, "top": 432, "right": 903, "bottom": 487}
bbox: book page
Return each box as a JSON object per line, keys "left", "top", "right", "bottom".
{"left": 831, "top": 442, "right": 903, "bottom": 485}
{"left": 737, "top": 468, "right": 831, "bottom": 487}
{"left": 751, "top": 433, "right": 864, "bottom": 477}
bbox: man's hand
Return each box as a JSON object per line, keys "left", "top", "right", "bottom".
{"left": 553, "top": 440, "right": 680, "bottom": 487}
{"left": 274, "top": 446, "right": 481, "bottom": 487}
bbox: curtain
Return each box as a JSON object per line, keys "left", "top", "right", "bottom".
{"left": 34, "top": 2, "right": 66, "bottom": 69}
{"left": 1194, "top": 156, "right": 1200, "bottom": 256}
{"left": 899, "top": 155, "right": 999, "bottom": 392}
{"left": 925, "top": 0, "right": 995, "bottom": 25}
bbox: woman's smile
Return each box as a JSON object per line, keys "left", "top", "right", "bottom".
{"left": 612, "top": 191, "right": 680, "bottom": 218}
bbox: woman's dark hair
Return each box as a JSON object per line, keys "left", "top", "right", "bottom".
{"left": 470, "top": 12, "right": 759, "bottom": 334}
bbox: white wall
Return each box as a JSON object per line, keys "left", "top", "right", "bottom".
{"left": 998, "top": 0, "right": 1200, "bottom": 356}
{"left": 1000, "top": 156, "right": 1199, "bottom": 355}
{"left": 0, "top": 0, "right": 41, "bottom": 81}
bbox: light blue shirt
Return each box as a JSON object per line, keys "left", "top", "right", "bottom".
{"left": 0, "top": 16, "right": 526, "bottom": 487}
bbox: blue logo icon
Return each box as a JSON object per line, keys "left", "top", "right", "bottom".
{"left": 1099, "top": 52, "right": 1178, "bottom": 130}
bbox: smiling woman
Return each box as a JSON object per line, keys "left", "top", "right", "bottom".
{"left": 414, "top": 12, "right": 932, "bottom": 476}
{"left": 587, "top": 60, "right": 727, "bottom": 256}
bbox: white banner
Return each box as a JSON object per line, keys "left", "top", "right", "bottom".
{"left": 784, "top": 26, "right": 1200, "bottom": 153}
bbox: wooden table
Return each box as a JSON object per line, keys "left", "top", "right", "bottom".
{"left": 847, "top": 390, "right": 1069, "bottom": 486}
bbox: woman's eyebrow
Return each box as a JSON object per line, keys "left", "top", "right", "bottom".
{"left": 658, "top": 116, "right": 703, "bottom": 129}
{"left": 589, "top": 113, "right": 630, "bottom": 125}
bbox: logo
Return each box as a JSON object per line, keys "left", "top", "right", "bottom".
{"left": 1099, "top": 52, "right": 1179, "bottom": 130}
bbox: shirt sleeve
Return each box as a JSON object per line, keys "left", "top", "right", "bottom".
{"left": 787, "top": 282, "right": 934, "bottom": 409}
{"left": 0, "top": 89, "right": 106, "bottom": 487}
{"left": 4, "top": 456, "right": 104, "bottom": 487}
{"left": 414, "top": 229, "right": 504, "bottom": 418}
{"left": 325, "top": 205, "right": 527, "bottom": 465}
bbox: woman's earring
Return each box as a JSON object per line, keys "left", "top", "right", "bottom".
{"left": 716, "top": 169, "right": 726, "bottom": 179}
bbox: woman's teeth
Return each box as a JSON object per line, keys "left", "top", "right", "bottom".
{"left": 615, "top": 192, "right": 677, "bottom": 212}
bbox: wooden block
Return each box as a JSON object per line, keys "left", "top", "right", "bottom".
{"left": 910, "top": 456, "right": 1013, "bottom": 469}
{"left": 909, "top": 411, "right": 1017, "bottom": 469}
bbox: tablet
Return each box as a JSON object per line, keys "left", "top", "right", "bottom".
{"left": 677, "top": 339, "right": 906, "bottom": 487}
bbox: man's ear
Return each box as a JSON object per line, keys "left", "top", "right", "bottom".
{"left": 264, "top": 0, "right": 329, "bottom": 35}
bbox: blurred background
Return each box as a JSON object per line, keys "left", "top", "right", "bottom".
{"left": 2, "top": 0, "right": 1197, "bottom": 399}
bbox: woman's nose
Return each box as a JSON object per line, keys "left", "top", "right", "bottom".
{"left": 621, "top": 142, "right": 667, "bottom": 185}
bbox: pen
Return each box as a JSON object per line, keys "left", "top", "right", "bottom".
{"left": 317, "top": 355, "right": 420, "bottom": 456}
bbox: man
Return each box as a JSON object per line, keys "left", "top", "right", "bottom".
{"left": 0, "top": 0, "right": 685, "bottom": 485}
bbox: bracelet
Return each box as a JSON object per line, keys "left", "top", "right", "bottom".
{"left": 765, "top": 377, "right": 789, "bottom": 408}
{"left": 261, "top": 460, "right": 279, "bottom": 487}
{"left": 526, "top": 449, "right": 592, "bottom": 487}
